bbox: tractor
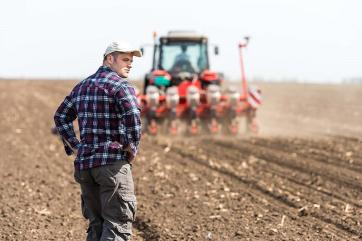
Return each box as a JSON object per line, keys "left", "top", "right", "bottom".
{"left": 138, "top": 31, "right": 261, "bottom": 135}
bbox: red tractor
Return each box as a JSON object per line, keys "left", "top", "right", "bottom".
{"left": 138, "top": 31, "right": 261, "bottom": 135}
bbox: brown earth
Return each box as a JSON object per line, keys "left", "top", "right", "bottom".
{"left": 0, "top": 80, "right": 361, "bottom": 240}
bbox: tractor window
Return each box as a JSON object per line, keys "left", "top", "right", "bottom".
{"left": 160, "top": 42, "right": 208, "bottom": 74}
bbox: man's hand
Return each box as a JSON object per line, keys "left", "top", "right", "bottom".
{"left": 123, "top": 145, "right": 135, "bottom": 161}
{"left": 72, "top": 147, "right": 78, "bottom": 156}
{"left": 64, "top": 145, "right": 78, "bottom": 156}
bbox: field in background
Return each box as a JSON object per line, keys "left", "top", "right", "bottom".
{"left": 0, "top": 80, "right": 361, "bottom": 240}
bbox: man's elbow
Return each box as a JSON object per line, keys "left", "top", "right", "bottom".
{"left": 53, "top": 113, "right": 60, "bottom": 125}
{"left": 53, "top": 112, "right": 64, "bottom": 128}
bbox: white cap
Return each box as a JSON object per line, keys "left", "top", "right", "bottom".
{"left": 103, "top": 41, "right": 142, "bottom": 57}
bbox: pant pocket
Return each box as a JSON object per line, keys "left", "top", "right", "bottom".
{"left": 116, "top": 163, "right": 135, "bottom": 196}
{"left": 120, "top": 194, "right": 137, "bottom": 222}
{"left": 116, "top": 167, "right": 137, "bottom": 223}
{"left": 106, "top": 193, "right": 136, "bottom": 235}
{"left": 104, "top": 163, "right": 137, "bottom": 225}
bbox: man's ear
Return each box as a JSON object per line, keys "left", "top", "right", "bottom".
{"left": 106, "top": 54, "right": 114, "bottom": 64}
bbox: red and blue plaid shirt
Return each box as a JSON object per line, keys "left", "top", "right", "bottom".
{"left": 54, "top": 66, "right": 142, "bottom": 170}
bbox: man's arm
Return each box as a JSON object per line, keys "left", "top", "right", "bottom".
{"left": 115, "top": 83, "right": 142, "bottom": 161}
{"left": 54, "top": 93, "right": 80, "bottom": 155}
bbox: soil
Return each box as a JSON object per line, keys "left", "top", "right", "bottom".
{"left": 0, "top": 80, "right": 361, "bottom": 240}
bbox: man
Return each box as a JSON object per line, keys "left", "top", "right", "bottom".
{"left": 171, "top": 45, "right": 195, "bottom": 73}
{"left": 174, "top": 45, "right": 190, "bottom": 63}
{"left": 54, "top": 41, "right": 142, "bottom": 241}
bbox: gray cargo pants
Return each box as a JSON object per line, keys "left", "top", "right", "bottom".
{"left": 74, "top": 160, "right": 136, "bottom": 241}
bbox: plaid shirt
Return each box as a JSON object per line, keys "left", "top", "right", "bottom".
{"left": 54, "top": 66, "right": 142, "bottom": 170}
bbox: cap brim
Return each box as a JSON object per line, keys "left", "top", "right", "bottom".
{"left": 130, "top": 50, "right": 142, "bottom": 57}
{"left": 117, "top": 49, "right": 142, "bottom": 57}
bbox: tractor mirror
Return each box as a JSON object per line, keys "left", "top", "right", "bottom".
{"left": 214, "top": 46, "right": 219, "bottom": 55}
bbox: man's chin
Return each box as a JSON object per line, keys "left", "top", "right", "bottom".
{"left": 119, "top": 73, "right": 129, "bottom": 78}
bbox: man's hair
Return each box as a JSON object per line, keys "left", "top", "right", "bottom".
{"left": 103, "top": 51, "right": 122, "bottom": 62}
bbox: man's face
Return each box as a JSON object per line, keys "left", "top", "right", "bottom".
{"left": 108, "top": 52, "right": 134, "bottom": 78}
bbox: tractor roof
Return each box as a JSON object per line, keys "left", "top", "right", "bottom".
{"left": 162, "top": 31, "right": 208, "bottom": 41}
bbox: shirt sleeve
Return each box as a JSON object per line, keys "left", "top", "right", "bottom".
{"left": 54, "top": 93, "right": 80, "bottom": 155}
{"left": 114, "top": 82, "right": 142, "bottom": 160}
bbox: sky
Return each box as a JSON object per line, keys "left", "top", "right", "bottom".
{"left": 1, "top": 0, "right": 361, "bottom": 83}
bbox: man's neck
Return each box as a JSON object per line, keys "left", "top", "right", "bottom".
{"left": 101, "top": 64, "right": 127, "bottom": 79}
{"left": 102, "top": 64, "right": 116, "bottom": 74}
{"left": 103, "top": 62, "right": 112, "bottom": 69}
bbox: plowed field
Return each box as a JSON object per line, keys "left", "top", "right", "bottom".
{"left": 0, "top": 80, "right": 361, "bottom": 240}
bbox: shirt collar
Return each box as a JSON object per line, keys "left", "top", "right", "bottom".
{"left": 99, "top": 65, "right": 113, "bottom": 73}
{"left": 98, "top": 65, "right": 128, "bottom": 81}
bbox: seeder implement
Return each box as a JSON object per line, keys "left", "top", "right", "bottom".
{"left": 138, "top": 31, "right": 262, "bottom": 135}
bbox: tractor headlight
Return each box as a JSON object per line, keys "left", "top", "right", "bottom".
{"left": 146, "top": 86, "right": 159, "bottom": 107}
{"left": 206, "top": 84, "right": 221, "bottom": 106}
{"left": 186, "top": 86, "right": 200, "bottom": 107}
{"left": 166, "top": 87, "right": 179, "bottom": 109}
{"left": 227, "top": 87, "right": 240, "bottom": 106}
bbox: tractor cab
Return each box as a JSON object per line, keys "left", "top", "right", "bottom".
{"left": 143, "top": 31, "right": 220, "bottom": 93}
